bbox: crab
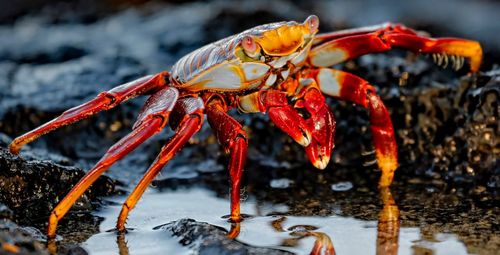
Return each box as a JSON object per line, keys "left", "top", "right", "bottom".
{"left": 8, "top": 15, "right": 482, "bottom": 239}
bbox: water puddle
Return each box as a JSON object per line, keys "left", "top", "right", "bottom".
{"left": 82, "top": 188, "right": 469, "bottom": 255}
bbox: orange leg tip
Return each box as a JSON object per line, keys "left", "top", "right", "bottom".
{"left": 47, "top": 239, "right": 58, "bottom": 255}
{"left": 47, "top": 211, "right": 60, "bottom": 239}
{"left": 2, "top": 243, "right": 20, "bottom": 253}
{"left": 116, "top": 204, "right": 130, "bottom": 232}
{"left": 8, "top": 141, "right": 21, "bottom": 155}
{"left": 227, "top": 223, "right": 241, "bottom": 239}
{"left": 376, "top": 154, "right": 397, "bottom": 188}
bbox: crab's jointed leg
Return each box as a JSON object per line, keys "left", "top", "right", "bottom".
{"left": 116, "top": 97, "right": 204, "bottom": 232}
{"left": 206, "top": 97, "right": 248, "bottom": 223}
{"left": 310, "top": 26, "right": 482, "bottom": 72}
{"left": 9, "top": 72, "right": 170, "bottom": 154}
{"left": 313, "top": 22, "right": 419, "bottom": 44}
{"left": 47, "top": 87, "right": 179, "bottom": 238}
{"left": 311, "top": 68, "right": 397, "bottom": 187}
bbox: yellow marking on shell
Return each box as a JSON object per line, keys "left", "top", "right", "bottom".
{"left": 254, "top": 23, "right": 312, "bottom": 56}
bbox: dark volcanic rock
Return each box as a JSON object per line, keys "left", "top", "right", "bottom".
{"left": 396, "top": 69, "right": 499, "bottom": 191}
{"left": 0, "top": 147, "right": 115, "bottom": 224}
{"left": 157, "top": 218, "right": 292, "bottom": 255}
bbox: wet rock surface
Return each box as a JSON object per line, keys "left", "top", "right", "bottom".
{"left": 158, "top": 218, "right": 292, "bottom": 255}
{"left": 0, "top": 148, "right": 115, "bottom": 224}
{"left": 0, "top": 140, "right": 115, "bottom": 254}
{"left": 0, "top": 218, "right": 48, "bottom": 255}
{"left": 0, "top": 0, "right": 498, "bottom": 254}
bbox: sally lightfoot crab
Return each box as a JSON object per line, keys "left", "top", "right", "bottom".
{"left": 8, "top": 15, "right": 482, "bottom": 238}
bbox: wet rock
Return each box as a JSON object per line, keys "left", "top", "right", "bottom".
{"left": 157, "top": 218, "right": 292, "bottom": 255}
{"left": 0, "top": 147, "right": 115, "bottom": 224}
{"left": 0, "top": 216, "right": 89, "bottom": 255}
{"left": 388, "top": 66, "right": 499, "bottom": 196}
{"left": 0, "top": 219, "right": 48, "bottom": 255}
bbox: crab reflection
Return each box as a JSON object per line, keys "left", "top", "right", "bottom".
{"left": 50, "top": 187, "right": 400, "bottom": 255}
{"left": 377, "top": 187, "right": 400, "bottom": 255}
{"left": 112, "top": 188, "right": 400, "bottom": 255}
{"left": 226, "top": 187, "right": 400, "bottom": 255}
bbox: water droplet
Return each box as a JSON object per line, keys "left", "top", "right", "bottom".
{"left": 331, "top": 181, "right": 353, "bottom": 191}
{"left": 270, "top": 178, "right": 293, "bottom": 189}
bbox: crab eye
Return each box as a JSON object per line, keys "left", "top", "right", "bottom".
{"left": 305, "top": 15, "right": 319, "bottom": 32}
{"left": 241, "top": 35, "right": 257, "bottom": 54}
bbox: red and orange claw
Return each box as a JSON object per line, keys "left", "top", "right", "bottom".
{"left": 384, "top": 34, "right": 483, "bottom": 72}
{"left": 305, "top": 140, "right": 331, "bottom": 170}
{"left": 268, "top": 107, "right": 312, "bottom": 147}
{"left": 302, "top": 88, "right": 336, "bottom": 170}
{"left": 263, "top": 90, "right": 313, "bottom": 147}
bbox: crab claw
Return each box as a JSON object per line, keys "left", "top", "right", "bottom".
{"left": 306, "top": 139, "right": 331, "bottom": 169}
{"left": 263, "top": 90, "right": 313, "bottom": 147}
{"left": 303, "top": 89, "right": 336, "bottom": 170}
{"left": 268, "top": 107, "right": 312, "bottom": 146}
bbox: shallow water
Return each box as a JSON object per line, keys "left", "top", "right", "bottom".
{"left": 82, "top": 188, "right": 470, "bottom": 255}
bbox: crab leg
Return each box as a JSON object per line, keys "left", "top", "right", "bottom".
{"left": 116, "top": 97, "right": 204, "bottom": 232}
{"left": 9, "top": 72, "right": 170, "bottom": 154}
{"left": 313, "top": 23, "right": 418, "bottom": 44}
{"left": 310, "top": 29, "right": 482, "bottom": 72}
{"left": 206, "top": 97, "right": 248, "bottom": 223}
{"left": 47, "top": 87, "right": 179, "bottom": 238}
{"left": 312, "top": 68, "right": 397, "bottom": 187}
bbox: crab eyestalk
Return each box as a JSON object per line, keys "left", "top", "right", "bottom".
{"left": 305, "top": 15, "right": 319, "bottom": 34}
{"left": 241, "top": 35, "right": 261, "bottom": 59}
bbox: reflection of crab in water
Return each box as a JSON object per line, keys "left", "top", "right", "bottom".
{"left": 9, "top": 15, "right": 482, "bottom": 238}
